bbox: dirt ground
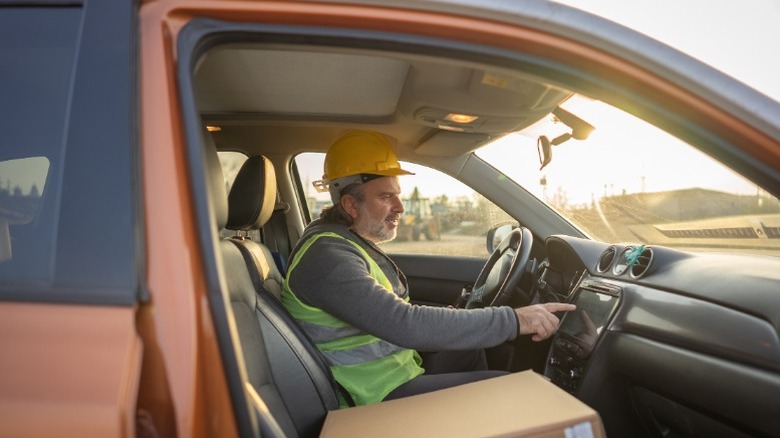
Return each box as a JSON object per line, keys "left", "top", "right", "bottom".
{"left": 380, "top": 233, "right": 488, "bottom": 257}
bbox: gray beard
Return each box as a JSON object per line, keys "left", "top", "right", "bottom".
{"left": 354, "top": 205, "right": 397, "bottom": 244}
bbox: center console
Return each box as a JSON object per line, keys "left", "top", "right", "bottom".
{"left": 545, "top": 279, "right": 621, "bottom": 394}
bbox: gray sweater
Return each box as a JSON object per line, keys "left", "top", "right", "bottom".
{"left": 285, "top": 220, "right": 519, "bottom": 351}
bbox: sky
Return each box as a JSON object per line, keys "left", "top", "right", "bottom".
{"left": 552, "top": 0, "right": 780, "bottom": 102}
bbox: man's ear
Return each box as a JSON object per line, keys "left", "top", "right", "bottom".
{"left": 341, "top": 194, "right": 360, "bottom": 219}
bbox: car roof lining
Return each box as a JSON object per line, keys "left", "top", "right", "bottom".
{"left": 194, "top": 39, "right": 572, "bottom": 159}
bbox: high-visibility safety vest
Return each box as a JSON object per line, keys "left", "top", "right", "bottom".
{"left": 281, "top": 231, "right": 424, "bottom": 406}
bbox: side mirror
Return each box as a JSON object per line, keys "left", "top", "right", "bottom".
{"left": 486, "top": 224, "right": 516, "bottom": 253}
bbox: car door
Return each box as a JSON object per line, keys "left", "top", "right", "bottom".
{"left": 163, "top": 1, "right": 780, "bottom": 436}
{"left": 0, "top": 1, "right": 142, "bottom": 436}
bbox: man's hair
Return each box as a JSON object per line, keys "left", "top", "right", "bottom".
{"left": 319, "top": 182, "right": 365, "bottom": 225}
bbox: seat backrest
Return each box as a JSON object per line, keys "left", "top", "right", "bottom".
{"left": 225, "top": 155, "right": 285, "bottom": 299}
{"left": 221, "top": 244, "right": 340, "bottom": 437}
{"left": 218, "top": 152, "right": 343, "bottom": 436}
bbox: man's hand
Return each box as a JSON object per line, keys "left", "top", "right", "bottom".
{"left": 514, "top": 303, "right": 576, "bottom": 342}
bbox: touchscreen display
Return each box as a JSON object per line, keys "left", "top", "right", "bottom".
{"left": 559, "top": 289, "right": 618, "bottom": 348}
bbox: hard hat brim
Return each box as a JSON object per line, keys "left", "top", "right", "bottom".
{"left": 371, "top": 167, "right": 415, "bottom": 177}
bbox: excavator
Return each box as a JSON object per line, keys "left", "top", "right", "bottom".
{"left": 397, "top": 187, "right": 441, "bottom": 241}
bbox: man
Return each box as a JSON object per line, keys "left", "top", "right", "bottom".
{"left": 281, "top": 131, "right": 575, "bottom": 406}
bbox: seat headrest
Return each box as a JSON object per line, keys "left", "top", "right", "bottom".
{"left": 227, "top": 155, "right": 278, "bottom": 231}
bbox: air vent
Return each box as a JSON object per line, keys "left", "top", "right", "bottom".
{"left": 657, "top": 227, "right": 757, "bottom": 239}
{"left": 630, "top": 247, "right": 654, "bottom": 278}
{"left": 597, "top": 246, "right": 617, "bottom": 272}
{"left": 581, "top": 280, "right": 621, "bottom": 296}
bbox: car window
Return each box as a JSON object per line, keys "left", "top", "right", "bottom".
{"left": 476, "top": 94, "right": 780, "bottom": 257}
{"left": 218, "top": 151, "right": 250, "bottom": 191}
{"left": 0, "top": 9, "right": 79, "bottom": 285}
{"left": 294, "top": 153, "right": 515, "bottom": 257}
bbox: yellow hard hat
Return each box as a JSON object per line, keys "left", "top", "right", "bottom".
{"left": 322, "top": 131, "right": 413, "bottom": 181}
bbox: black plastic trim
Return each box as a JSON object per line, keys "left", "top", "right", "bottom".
{"left": 128, "top": 0, "right": 148, "bottom": 303}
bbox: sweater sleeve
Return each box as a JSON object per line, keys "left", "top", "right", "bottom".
{"left": 287, "top": 236, "right": 518, "bottom": 351}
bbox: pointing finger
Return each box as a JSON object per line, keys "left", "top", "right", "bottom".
{"left": 544, "top": 303, "right": 576, "bottom": 313}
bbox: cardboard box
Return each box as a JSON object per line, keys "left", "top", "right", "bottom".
{"left": 321, "top": 370, "right": 604, "bottom": 437}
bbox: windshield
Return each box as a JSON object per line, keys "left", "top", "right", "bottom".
{"left": 476, "top": 95, "right": 780, "bottom": 256}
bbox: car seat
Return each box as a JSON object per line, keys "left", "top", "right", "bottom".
{"left": 225, "top": 155, "right": 285, "bottom": 298}
{"left": 204, "top": 139, "right": 341, "bottom": 436}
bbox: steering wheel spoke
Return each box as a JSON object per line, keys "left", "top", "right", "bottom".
{"left": 469, "top": 283, "right": 487, "bottom": 306}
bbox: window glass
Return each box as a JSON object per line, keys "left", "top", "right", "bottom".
{"left": 218, "top": 151, "right": 249, "bottom": 192}
{"left": 0, "top": 9, "right": 79, "bottom": 284}
{"left": 294, "top": 153, "right": 514, "bottom": 257}
{"left": 476, "top": 94, "right": 780, "bottom": 256}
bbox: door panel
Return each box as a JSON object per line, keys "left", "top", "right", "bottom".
{"left": 389, "top": 253, "right": 486, "bottom": 306}
{"left": 0, "top": 303, "right": 141, "bottom": 437}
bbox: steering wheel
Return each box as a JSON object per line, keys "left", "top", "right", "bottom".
{"left": 464, "top": 227, "right": 533, "bottom": 309}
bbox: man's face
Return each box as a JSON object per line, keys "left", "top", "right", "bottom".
{"left": 345, "top": 176, "right": 405, "bottom": 243}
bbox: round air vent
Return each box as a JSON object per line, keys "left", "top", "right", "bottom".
{"left": 597, "top": 246, "right": 617, "bottom": 272}
{"left": 613, "top": 246, "right": 633, "bottom": 276}
{"left": 630, "top": 246, "right": 654, "bottom": 278}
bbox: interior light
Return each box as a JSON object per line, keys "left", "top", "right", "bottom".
{"left": 206, "top": 125, "right": 222, "bottom": 132}
{"left": 444, "top": 113, "right": 478, "bottom": 124}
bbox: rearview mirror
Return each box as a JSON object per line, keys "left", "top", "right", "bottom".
{"left": 537, "top": 107, "right": 595, "bottom": 170}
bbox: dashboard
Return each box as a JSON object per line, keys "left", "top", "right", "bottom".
{"left": 538, "top": 235, "right": 780, "bottom": 437}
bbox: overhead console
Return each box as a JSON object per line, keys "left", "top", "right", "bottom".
{"left": 545, "top": 279, "right": 621, "bottom": 394}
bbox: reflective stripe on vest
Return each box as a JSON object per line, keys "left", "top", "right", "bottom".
{"left": 281, "top": 231, "right": 424, "bottom": 406}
